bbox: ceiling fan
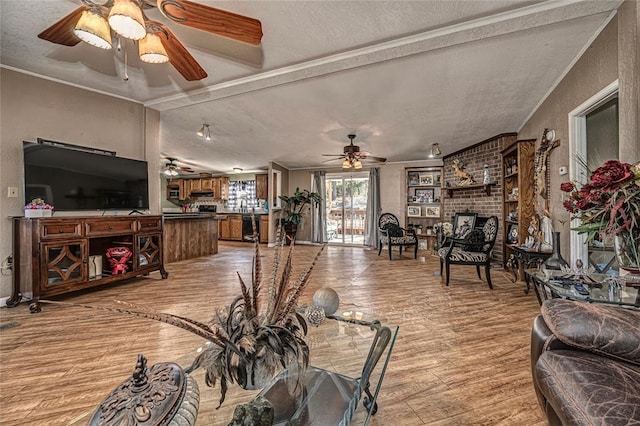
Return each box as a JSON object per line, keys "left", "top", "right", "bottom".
{"left": 163, "top": 157, "right": 196, "bottom": 176}
{"left": 37, "top": 0, "right": 263, "bottom": 81}
{"left": 322, "top": 134, "right": 387, "bottom": 169}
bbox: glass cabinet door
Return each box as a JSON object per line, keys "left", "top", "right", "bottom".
{"left": 41, "top": 241, "right": 86, "bottom": 288}
{"left": 137, "top": 234, "right": 161, "bottom": 268}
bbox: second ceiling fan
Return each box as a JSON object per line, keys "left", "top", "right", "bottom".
{"left": 322, "top": 134, "right": 387, "bottom": 169}
{"left": 38, "top": 0, "right": 263, "bottom": 81}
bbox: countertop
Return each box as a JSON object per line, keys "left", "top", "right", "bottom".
{"left": 163, "top": 213, "right": 228, "bottom": 220}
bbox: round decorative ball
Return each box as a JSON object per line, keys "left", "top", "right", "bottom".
{"left": 304, "top": 305, "right": 325, "bottom": 327}
{"left": 312, "top": 287, "right": 340, "bottom": 316}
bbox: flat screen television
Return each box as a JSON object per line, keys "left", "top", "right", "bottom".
{"left": 23, "top": 141, "right": 149, "bottom": 211}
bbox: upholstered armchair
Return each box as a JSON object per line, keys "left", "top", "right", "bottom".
{"left": 377, "top": 213, "right": 418, "bottom": 260}
{"left": 437, "top": 215, "right": 498, "bottom": 288}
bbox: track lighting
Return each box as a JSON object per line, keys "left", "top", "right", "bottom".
{"left": 197, "top": 124, "right": 212, "bottom": 141}
{"left": 429, "top": 143, "right": 442, "bottom": 158}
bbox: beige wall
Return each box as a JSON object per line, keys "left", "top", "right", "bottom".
{"left": 0, "top": 68, "right": 159, "bottom": 302}
{"left": 518, "top": 3, "right": 639, "bottom": 261}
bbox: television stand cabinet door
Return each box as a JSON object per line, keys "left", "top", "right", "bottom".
{"left": 8, "top": 216, "right": 168, "bottom": 313}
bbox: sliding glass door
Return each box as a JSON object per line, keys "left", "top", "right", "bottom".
{"left": 325, "top": 173, "right": 369, "bottom": 245}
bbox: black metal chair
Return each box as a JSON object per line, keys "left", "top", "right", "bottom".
{"left": 437, "top": 215, "right": 499, "bottom": 288}
{"left": 377, "top": 213, "right": 418, "bottom": 260}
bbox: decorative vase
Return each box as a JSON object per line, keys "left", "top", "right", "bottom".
{"left": 242, "top": 357, "right": 278, "bottom": 390}
{"left": 614, "top": 231, "right": 640, "bottom": 275}
{"left": 543, "top": 232, "right": 569, "bottom": 270}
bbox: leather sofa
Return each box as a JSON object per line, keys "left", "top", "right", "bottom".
{"left": 531, "top": 299, "right": 640, "bottom": 425}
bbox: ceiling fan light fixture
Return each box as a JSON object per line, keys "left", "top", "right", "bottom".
{"left": 139, "top": 32, "right": 169, "bottom": 63}
{"left": 108, "top": 0, "right": 146, "bottom": 41}
{"left": 429, "top": 143, "right": 442, "bottom": 158}
{"left": 197, "top": 124, "right": 212, "bottom": 140}
{"left": 164, "top": 167, "right": 179, "bottom": 176}
{"left": 354, "top": 160, "right": 363, "bottom": 170}
{"left": 342, "top": 159, "right": 351, "bottom": 169}
{"left": 73, "top": 9, "right": 112, "bottom": 50}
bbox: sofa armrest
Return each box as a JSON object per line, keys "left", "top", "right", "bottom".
{"left": 541, "top": 299, "right": 640, "bottom": 365}
{"left": 531, "top": 315, "right": 574, "bottom": 414}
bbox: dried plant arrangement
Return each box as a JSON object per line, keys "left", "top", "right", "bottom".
{"left": 44, "top": 219, "right": 326, "bottom": 407}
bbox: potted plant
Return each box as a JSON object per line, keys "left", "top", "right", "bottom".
{"left": 278, "top": 187, "right": 322, "bottom": 242}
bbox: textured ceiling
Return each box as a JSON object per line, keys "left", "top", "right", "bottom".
{"left": 0, "top": 0, "right": 622, "bottom": 174}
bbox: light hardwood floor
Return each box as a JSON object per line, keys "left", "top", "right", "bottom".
{"left": 0, "top": 243, "right": 546, "bottom": 425}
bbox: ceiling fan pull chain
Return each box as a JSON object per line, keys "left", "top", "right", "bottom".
{"left": 123, "top": 46, "right": 129, "bottom": 81}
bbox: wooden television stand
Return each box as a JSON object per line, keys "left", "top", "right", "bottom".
{"left": 7, "top": 215, "right": 168, "bottom": 313}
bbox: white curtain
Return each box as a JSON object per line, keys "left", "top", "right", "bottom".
{"left": 311, "top": 171, "right": 326, "bottom": 243}
{"left": 364, "top": 167, "right": 381, "bottom": 247}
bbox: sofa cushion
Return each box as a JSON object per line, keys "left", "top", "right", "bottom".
{"left": 536, "top": 350, "right": 640, "bottom": 425}
{"left": 541, "top": 299, "right": 640, "bottom": 366}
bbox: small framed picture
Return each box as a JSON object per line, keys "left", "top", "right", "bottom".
{"left": 453, "top": 213, "right": 477, "bottom": 238}
{"left": 425, "top": 206, "right": 440, "bottom": 217}
{"left": 408, "top": 172, "right": 420, "bottom": 186}
{"left": 507, "top": 223, "right": 519, "bottom": 244}
{"left": 407, "top": 206, "right": 421, "bottom": 217}
{"left": 414, "top": 188, "right": 435, "bottom": 202}
{"left": 419, "top": 173, "right": 434, "bottom": 185}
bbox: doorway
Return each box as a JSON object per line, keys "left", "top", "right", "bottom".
{"left": 568, "top": 80, "right": 618, "bottom": 266}
{"left": 325, "top": 173, "right": 369, "bottom": 245}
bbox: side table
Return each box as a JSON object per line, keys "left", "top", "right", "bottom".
{"left": 506, "top": 245, "right": 552, "bottom": 294}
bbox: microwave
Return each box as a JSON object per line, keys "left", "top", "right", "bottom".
{"left": 167, "top": 188, "right": 180, "bottom": 199}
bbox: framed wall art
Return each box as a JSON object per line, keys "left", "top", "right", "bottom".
{"left": 507, "top": 223, "right": 519, "bottom": 244}
{"left": 408, "top": 171, "right": 420, "bottom": 186}
{"left": 425, "top": 206, "right": 440, "bottom": 217}
{"left": 407, "top": 206, "right": 421, "bottom": 217}
{"left": 419, "top": 173, "right": 434, "bottom": 185}
{"left": 414, "top": 188, "right": 434, "bottom": 202}
{"left": 453, "top": 213, "right": 477, "bottom": 238}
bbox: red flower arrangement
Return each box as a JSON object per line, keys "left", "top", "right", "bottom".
{"left": 561, "top": 160, "right": 640, "bottom": 240}
{"left": 561, "top": 159, "right": 640, "bottom": 273}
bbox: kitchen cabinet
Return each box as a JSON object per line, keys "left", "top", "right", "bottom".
{"left": 219, "top": 217, "right": 230, "bottom": 240}
{"left": 219, "top": 177, "right": 229, "bottom": 200}
{"left": 230, "top": 215, "right": 243, "bottom": 241}
{"left": 260, "top": 215, "right": 269, "bottom": 243}
{"left": 188, "top": 178, "right": 202, "bottom": 193}
{"left": 166, "top": 177, "right": 230, "bottom": 201}
{"left": 8, "top": 216, "right": 167, "bottom": 313}
{"left": 256, "top": 174, "right": 268, "bottom": 200}
{"left": 201, "top": 178, "right": 215, "bottom": 191}
{"left": 218, "top": 214, "right": 243, "bottom": 241}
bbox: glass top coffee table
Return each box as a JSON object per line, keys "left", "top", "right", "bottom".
{"left": 525, "top": 269, "right": 640, "bottom": 310}
{"left": 72, "top": 313, "right": 398, "bottom": 425}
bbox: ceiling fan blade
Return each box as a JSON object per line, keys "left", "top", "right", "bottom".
{"left": 152, "top": 23, "right": 207, "bottom": 81}
{"left": 366, "top": 156, "right": 387, "bottom": 162}
{"left": 322, "top": 158, "right": 344, "bottom": 163}
{"left": 158, "top": 0, "right": 263, "bottom": 45}
{"left": 321, "top": 154, "right": 346, "bottom": 157}
{"left": 37, "top": 6, "right": 88, "bottom": 46}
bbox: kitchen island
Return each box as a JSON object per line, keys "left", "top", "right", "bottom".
{"left": 163, "top": 213, "right": 226, "bottom": 263}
